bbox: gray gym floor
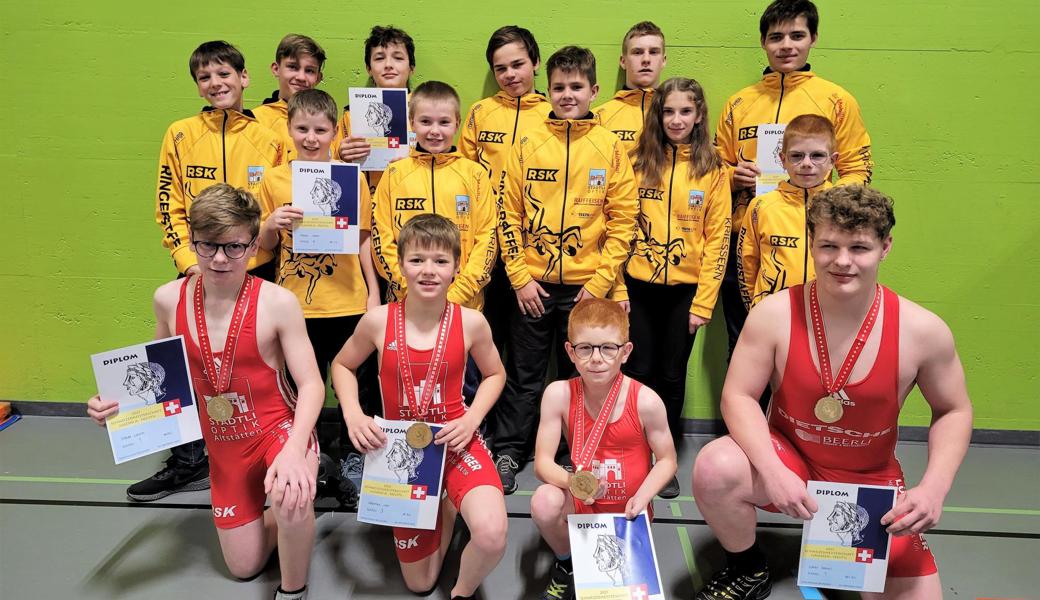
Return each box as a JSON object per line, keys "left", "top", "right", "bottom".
{"left": 2, "top": 416, "right": 1038, "bottom": 599}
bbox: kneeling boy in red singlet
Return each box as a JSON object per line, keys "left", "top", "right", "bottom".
{"left": 89, "top": 184, "right": 324, "bottom": 600}
{"left": 331, "top": 213, "right": 507, "bottom": 600}
{"left": 529, "top": 298, "right": 677, "bottom": 600}
{"left": 692, "top": 185, "right": 973, "bottom": 600}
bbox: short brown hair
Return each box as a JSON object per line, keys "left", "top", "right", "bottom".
{"left": 409, "top": 80, "right": 461, "bottom": 120}
{"left": 275, "top": 34, "right": 327, "bottom": 69}
{"left": 188, "top": 41, "right": 245, "bottom": 82}
{"left": 807, "top": 184, "right": 895, "bottom": 241}
{"left": 397, "top": 213, "right": 461, "bottom": 263}
{"left": 782, "top": 114, "right": 836, "bottom": 153}
{"left": 486, "top": 25, "right": 540, "bottom": 68}
{"left": 188, "top": 184, "right": 261, "bottom": 239}
{"left": 546, "top": 46, "right": 597, "bottom": 87}
{"left": 288, "top": 88, "right": 338, "bottom": 125}
{"left": 568, "top": 298, "right": 630, "bottom": 342}
{"left": 622, "top": 21, "right": 665, "bottom": 52}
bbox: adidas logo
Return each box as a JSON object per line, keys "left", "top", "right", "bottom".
{"left": 386, "top": 340, "right": 398, "bottom": 351}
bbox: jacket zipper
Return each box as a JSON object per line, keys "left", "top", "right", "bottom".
{"left": 511, "top": 96, "right": 521, "bottom": 144}
{"left": 664, "top": 145, "right": 677, "bottom": 284}
{"left": 560, "top": 122, "right": 571, "bottom": 281}
{"left": 802, "top": 188, "right": 809, "bottom": 283}
{"left": 775, "top": 73, "right": 786, "bottom": 122}
{"left": 640, "top": 89, "right": 648, "bottom": 119}
{"left": 221, "top": 110, "right": 228, "bottom": 182}
{"left": 430, "top": 155, "right": 437, "bottom": 214}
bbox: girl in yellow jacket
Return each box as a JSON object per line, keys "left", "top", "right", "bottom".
{"left": 624, "top": 78, "right": 731, "bottom": 489}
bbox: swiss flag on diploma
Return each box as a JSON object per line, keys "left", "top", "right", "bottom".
{"left": 335, "top": 217, "right": 350, "bottom": 229}
{"left": 855, "top": 548, "right": 874, "bottom": 563}
{"left": 629, "top": 584, "right": 649, "bottom": 600}
{"left": 411, "top": 485, "right": 428, "bottom": 500}
{"left": 388, "top": 137, "right": 400, "bottom": 149}
{"left": 163, "top": 399, "right": 182, "bottom": 416}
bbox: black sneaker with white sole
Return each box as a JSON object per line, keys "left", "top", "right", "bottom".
{"left": 695, "top": 566, "right": 771, "bottom": 600}
{"left": 494, "top": 454, "right": 520, "bottom": 495}
{"left": 126, "top": 458, "right": 210, "bottom": 502}
{"left": 658, "top": 475, "right": 681, "bottom": 499}
{"left": 541, "top": 559, "right": 574, "bottom": 600}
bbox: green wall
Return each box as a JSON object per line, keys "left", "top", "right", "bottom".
{"left": 2, "top": 1, "right": 1037, "bottom": 431}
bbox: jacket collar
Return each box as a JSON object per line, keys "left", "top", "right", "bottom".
{"left": 494, "top": 89, "right": 549, "bottom": 108}
{"left": 546, "top": 111, "right": 597, "bottom": 134}
{"left": 778, "top": 177, "right": 831, "bottom": 199}
{"left": 201, "top": 106, "right": 256, "bottom": 120}
{"left": 262, "top": 89, "right": 282, "bottom": 105}
{"left": 761, "top": 63, "right": 814, "bottom": 87}
{"left": 410, "top": 144, "right": 461, "bottom": 166}
{"left": 614, "top": 87, "right": 654, "bottom": 104}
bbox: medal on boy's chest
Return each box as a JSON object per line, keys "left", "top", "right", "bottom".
{"left": 808, "top": 281, "right": 881, "bottom": 425}
{"left": 569, "top": 374, "right": 625, "bottom": 502}
{"left": 194, "top": 276, "right": 253, "bottom": 425}
{"left": 396, "top": 301, "right": 451, "bottom": 449}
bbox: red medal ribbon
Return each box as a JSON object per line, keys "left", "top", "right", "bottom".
{"left": 808, "top": 281, "right": 882, "bottom": 395}
{"left": 193, "top": 275, "right": 253, "bottom": 394}
{"left": 395, "top": 300, "right": 452, "bottom": 421}
{"left": 573, "top": 373, "right": 625, "bottom": 471}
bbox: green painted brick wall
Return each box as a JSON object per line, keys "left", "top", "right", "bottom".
{"left": 2, "top": 1, "right": 1037, "bottom": 431}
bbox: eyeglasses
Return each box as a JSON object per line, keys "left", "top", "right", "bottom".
{"left": 786, "top": 151, "right": 832, "bottom": 165}
{"left": 570, "top": 342, "right": 624, "bottom": 360}
{"left": 192, "top": 237, "right": 256, "bottom": 259}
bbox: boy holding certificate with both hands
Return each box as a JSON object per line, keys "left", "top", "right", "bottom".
{"left": 90, "top": 184, "right": 325, "bottom": 600}
{"left": 331, "top": 214, "right": 507, "bottom": 600}
{"left": 530, "top": 298, "right": 677, "bottom": 600}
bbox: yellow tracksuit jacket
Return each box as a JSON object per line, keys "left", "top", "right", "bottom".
{"left": 738, "top": 179, "right": 832, "bottom": 308}
{"left": 331, "top": 102, "right": 416, "bottom": 196}
{"left": 155, "top": 107, "right": 284, "bottom": 273}
{"left": 372, "top": 148, "right": 497, "bottom": 310}
{"left": 595, "top": 87, "right": 655, "bottom": 156}
{"left": 625, "top": 144, "right": 732, "bottom": 319}
{"left": 715, "top": 65, "right": 872, "bottom": 225}
{"left": 257, "top": 162, "right": 373, "bottom": 318}
{"left": 252, "top": 91, "right": 296, "bottom": 162}
{"left": 499, "top": 114, "right": 638, "bottom": 298}
{"left": 459, "top": 91, "right": 552, "bottom": 194}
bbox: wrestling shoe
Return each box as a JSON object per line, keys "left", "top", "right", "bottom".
{"left": 541, "top": 559, "right": 574, "bottom": 600}
{"left": 695, "top": 566, "right": 771, "bottom": 600}
{"left": 495, "top": 454, "right": 520, "bottom": 495}
{"left": 126, "top": 458, "right": 210, "bottom": 502}
{"left": 658, "top": 475, "right": 681, "bottom": 499}
{"left": 274, "top": 585, "right": 307, "bottom": 599}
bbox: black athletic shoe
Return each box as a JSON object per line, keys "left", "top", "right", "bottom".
{"left": 658, "top": 475, "right": 681, "bottom": 499}
{"left": 541, "top": 559, "right": 574, "bottom": 600}
{"left": 495, "top": 454, "right": 520, "bottom": 495}
{"left": 695, "top": 566, "right": 771, "bottom": 600}
{"left": 126, "top": 458, "right": 210, "bottom": 502}
{"left": 274, "top": 585, "right": 307, "bottom": 599}
{"left": 557, "top": 452, "right": 574, "bottom": 473}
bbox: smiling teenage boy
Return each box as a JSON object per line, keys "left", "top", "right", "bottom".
{"left": 530, "top": 298, "right": 677, "bottom": 600}
{"left": 692, "top": 186, "right": 972, "bottom": 600}
{"left": 372, "top": 81, "right": 497, "bottom": 310}
{"left": 738, "top": 114, "right": 836, "bottom": 308}
{"left": 144, "top": 40, "right": 284, "bottom": 503}
{"left": 253, "top": 34, "right": 327, "bottom": 162}
{"left": 93, "top": 184, "right": 324, "bottom": 600}
{"left": 715, "top": 0, "right": 872, "bottom": 355}
{"left": 493, "top": 46, "right": 639, "bottom": 494}
{"left": 331, "top": 214, "right": 507, "bottom": 600}
{"left": 595, "top": 21, "right": 667, "bottom": 153}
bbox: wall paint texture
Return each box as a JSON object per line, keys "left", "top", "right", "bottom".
{"left": 2, "top": 1, "right": 1037, "bottom": 431}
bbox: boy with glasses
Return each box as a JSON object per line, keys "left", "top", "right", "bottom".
{"left": 738, "top": 114, "right": 836, "bottom": 308}
{"left": 529, "top": 298, "right": 677, "bottom": 600}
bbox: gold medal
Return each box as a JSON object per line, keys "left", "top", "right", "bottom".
{"left": 814, "top": 395, "right": 844, "bottom": 424}
{"left": 569, "top": 469, "right": 599, "bottom": 501}
{"left": 207, "top": 394, "right": 234, "bottom": 423}
{"left": 406, "top": 422, "right": 433, "bottom": 449}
